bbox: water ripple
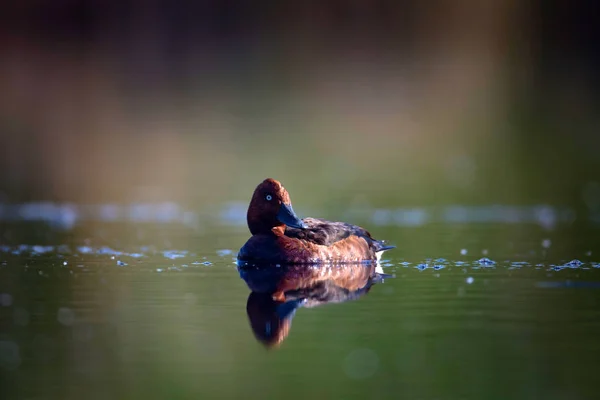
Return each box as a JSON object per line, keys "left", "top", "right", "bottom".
{"left": 0, "top": 202, "right": 597, "bottom": 231}
{"left": 1, "top": 244, "right": 598, "bottom": 274}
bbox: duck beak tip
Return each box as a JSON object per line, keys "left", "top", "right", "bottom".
{"left": 277, "top": 203, "right": 306, "bottom": 230}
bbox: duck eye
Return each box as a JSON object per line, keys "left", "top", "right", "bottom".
{"left": 265, "top": 194, "right": 273, "bottom": 201}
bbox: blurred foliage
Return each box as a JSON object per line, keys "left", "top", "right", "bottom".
{"left": 0, "top": 1, "right": 598, "bottom": 210}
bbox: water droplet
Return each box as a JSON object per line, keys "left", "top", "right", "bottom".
{"left": 77, "top": 246, "right": 94, "bottom": 254}
{"left": 98, "top": 246, "right": 122, "bottom": 256}
{"left": 477, "top": 258, "right": 496, "bottom": 266}
{"left": 57, "top": 307, "right": 75, "bottom": 326}
{"left": 216, "top": 249, "right": 232, "bottom": 257}
{"left": 162, "top": 250, "right": 187, "bottom": 260}
{"left": 466, "top": 276, "right": 474, "bottom": 284}
{"left": 534, "top": 206, "right": 558, "bottom": 229}
{"left": 415, "top": 263, "right": 427, "bottom": 271}
{"left": 156, "top": 268, "right": 163, "bottom": 273}
{"left": 371, "top": 209, "right": 392, "bottom": 226}
{"left": 565, "top": 259, "right": 583, "bottom": 268}
{"left": 542, "top": 239, "right": 551, "bottom": 248}
{"left": 482, "top": 249, "right": 488, "bottom": 255}
{"left": 460, "top": 249, "right": 468, "bottom": 255}
{"left": 116, "top": 260, "right": 127, "bottom": 266}
{"left": 342, "top": 348, "right": 379, "bottom": 379}
{"left": 511, "top": 261, "right": 530, "bottom": 266}
{"left": 0, "top": 293, "right": 12, "bottom": 307}
{"left": 32, "top": 245, "right": 54, "bottom": 254}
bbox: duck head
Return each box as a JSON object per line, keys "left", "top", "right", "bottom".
{"left": 247, "top": 178, "right": 307, "bottom": 235}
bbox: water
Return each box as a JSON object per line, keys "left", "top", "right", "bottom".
{"left": 1, "top": 222, "right": 599, "bottom": 400}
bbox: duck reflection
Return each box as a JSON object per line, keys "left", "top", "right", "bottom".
{"left": 238, "top": 262, "right": 391, "bottom": 348}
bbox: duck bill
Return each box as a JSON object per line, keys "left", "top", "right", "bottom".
{"left": 277, "top": 203, "right": 307, "bottom": 229}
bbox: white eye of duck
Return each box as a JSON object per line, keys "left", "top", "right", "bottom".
{"left": 265, "top": 194, "right": 272, "bottom": 201}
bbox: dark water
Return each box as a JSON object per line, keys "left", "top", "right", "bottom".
{"left": 1, "top": 223, "right": 599, "bottom": 400}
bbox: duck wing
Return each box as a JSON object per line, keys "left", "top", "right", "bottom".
{"left": 285, "top": 218, "right": 393, "bottom": 251}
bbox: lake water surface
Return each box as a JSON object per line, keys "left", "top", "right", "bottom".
{"left": 1, "top": 221, "right": 599, "bottom": 400}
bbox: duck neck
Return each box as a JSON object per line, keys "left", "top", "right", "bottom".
{"left": 248, "top": 215, "right": 284, "bottom": 236}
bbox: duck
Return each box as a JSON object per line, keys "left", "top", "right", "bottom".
{"left": 237, "top": 178, "right": 395, "bottom": 264}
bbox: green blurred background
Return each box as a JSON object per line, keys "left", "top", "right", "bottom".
{"left": 0, "top": 1, "right": 598, "bottom": 214}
